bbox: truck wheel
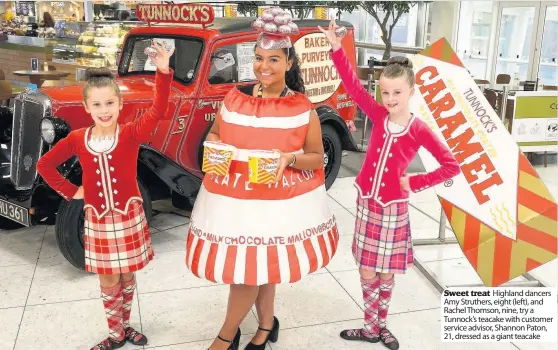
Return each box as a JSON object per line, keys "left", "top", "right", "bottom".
{"left": 55, "top": 179, "right": 152, "bottom": 270}
{"left": 322, "top": 124, "right": 342, "bottom": 190}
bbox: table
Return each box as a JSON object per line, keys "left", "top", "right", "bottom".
{"left": 13, "top": 70, "right": 70, "bottom": 88}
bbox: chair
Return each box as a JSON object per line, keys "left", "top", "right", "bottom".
{"left": 357, "top": 67, "right": 374, "bottom": 81}
{"left": 523, "top": 81, "right": 537, "bottom": 91}
{"left": 496, "top": 74, "right": 511, "bottom": 84}
{"left": 483, "top": 89, "right": 498, "bottom": 113}
{"left": 0, "top": 81, "right": 13, "bottom": 106}
{"left": 475, "top": 79, "right": 490, "bottom": 92}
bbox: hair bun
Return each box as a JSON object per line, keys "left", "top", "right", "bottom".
{"left": 386, "top": 56, "right": 413, "bottom": 69}
{"left": 84, "top": 67, "right": 113, "bottom": 81}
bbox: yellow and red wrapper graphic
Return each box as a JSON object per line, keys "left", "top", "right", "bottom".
{"left": 248, "top": 151, "right": 280, "bottom": 184}
{"left": 202, "top": 141, "right": 236, "bottom": 176}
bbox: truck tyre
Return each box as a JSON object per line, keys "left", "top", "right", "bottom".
{"left": 55, "top": 179, "right": 152, "bottom": 270}
{"left": 322, "top": 124, "right": 342, "bottom": 190}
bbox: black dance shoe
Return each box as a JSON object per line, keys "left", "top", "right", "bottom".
{"left": 244, "top": 316, "right": 279, "bottom": 350}
{"left": 90, "top": 337, "right": 126, "bottom": 350}
{"left": 379, "top": 328, "right": 400, "bottom": 350}
{"left": 340, "top": 328, "right": 380, "bottom": 343}
{"left": 124, "top": 327, "right": 148, "bottom": 346}
{"left": 212, "top": 328, "right": 241, "bottom": 350}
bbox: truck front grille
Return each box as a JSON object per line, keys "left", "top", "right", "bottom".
{"left": 10, "top": 91, "right": 50, "bottom": 190}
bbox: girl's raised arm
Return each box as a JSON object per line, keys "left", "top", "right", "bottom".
{"left": 128, "top": 41, "right": 175, "bottom": 142}
{"left": 319, "top": 18, "right": 387, "bottom": 124}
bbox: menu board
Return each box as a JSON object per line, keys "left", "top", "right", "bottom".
{"left": 132, "top": 40, "right": 150, "bottom": 72}
{"left": 511, "top": 91, "right": 558, "bottom": 152}
{"left": 15, "top": 1, "right": 36, "bottom": 16}
{"left": 237, "top": 42, "right": 257, "bottom": 82}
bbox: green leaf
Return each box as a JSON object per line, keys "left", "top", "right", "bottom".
{"left": 236, "top": 1, "right": 266, "bottom": 17}
{"left": 358, "top": 1, "right": 419, "bottom": 59}
{"left": 325, "top": 1, "right": 360, "bottom": 15}
{"left": 279, "top": 1, "right": 316, "bottom": 19}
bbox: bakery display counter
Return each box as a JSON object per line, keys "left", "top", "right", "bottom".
{"left": 53, "top": 21, "right": 136, "bottom": 68}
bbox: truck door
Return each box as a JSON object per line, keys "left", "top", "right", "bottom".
{"left": 178, "top": 35, "right": 258, "bottom": 173}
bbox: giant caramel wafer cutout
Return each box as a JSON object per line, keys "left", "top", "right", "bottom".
{"left": 410, "top": 38, "right": 557, "bottom": 287}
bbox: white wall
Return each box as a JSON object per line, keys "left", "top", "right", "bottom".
{"left": 429, "top": 0, "right": 459, "bottom": 45}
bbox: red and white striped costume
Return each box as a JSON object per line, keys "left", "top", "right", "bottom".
{"left": 185, "top": 87, "right": 339, "bottom": 286}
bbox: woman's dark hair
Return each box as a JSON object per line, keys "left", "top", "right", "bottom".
{"left": 119, "top": 10, "right": 131, "bottom": 21}
{"left": 83, "top": 67, "right": 121, "bottom": 101}
{"left": 283, "top": 46, "right": 305, "bottom": 94}
{"left": 43, "top": 12, "right": 55, "bottom": 28}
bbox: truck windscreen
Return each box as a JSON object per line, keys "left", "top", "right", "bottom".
{"left": 118, "top": 35, "right": 203, "bottom": 84}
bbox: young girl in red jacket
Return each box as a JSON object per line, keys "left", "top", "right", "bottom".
{"left": 320, "top": 19, "right": 460, "bottom": 349}
{"left": 37, "top": 42, "right": 174, "bottom": 350}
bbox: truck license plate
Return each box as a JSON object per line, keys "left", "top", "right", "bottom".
{"left": 0, "top": 199, "right": 30, "bottom": 226}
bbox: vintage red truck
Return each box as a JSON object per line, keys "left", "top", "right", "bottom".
{"left": 0, "top": 4, "right": 359, "bottom": 269}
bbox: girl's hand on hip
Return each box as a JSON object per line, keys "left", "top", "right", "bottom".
{"left": 400, "top": 174, "right": 411, "bottom": 192}
{"left": 151, "top": 40, "right": 174, "bottom": 74}
{"left": 73, "top": 186, "right": 84, "bottom": 200}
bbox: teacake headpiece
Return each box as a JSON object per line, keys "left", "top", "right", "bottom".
{"left": 251, "top": 7, "right": 299, "bottom": 50}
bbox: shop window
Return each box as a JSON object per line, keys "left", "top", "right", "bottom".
{"left": 339, "top": 10, "right": 362, "bottom": 41}
{"left": 363, "top": 5, "right": 420, "bottom": 62}
{"left": 456, "top": 1, "right": 494, "bottom": 80}
{"left": 208, "top": 42, "right": 258, "bottom": 85}
{"left": 537, "top": 6, "right": 558, "bottom": 85}
{"left": 494, "top": 7, "right": 536, "bottom": 82}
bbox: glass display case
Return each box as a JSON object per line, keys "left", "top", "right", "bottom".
{"left": 52, "top": 21, "right": 136, "bottom": 68}
{"left": 54, "top": 21, "right": 88, "bottom": 39}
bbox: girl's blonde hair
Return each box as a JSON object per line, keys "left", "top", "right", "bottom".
{"left": 82, "top": 67, "right": 121, "bottom": 101}
{"left": 381, "top": 56, "right": 415, "bottom": 87}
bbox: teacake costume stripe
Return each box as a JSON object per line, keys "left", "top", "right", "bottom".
{"left": 219, "top": 90, "right": 312, "bottom": 152}
{"left": 186, "top": 88, "right": 338, "bottom": 286}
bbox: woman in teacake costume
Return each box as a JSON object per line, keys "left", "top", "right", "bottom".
{"left": 185, "top": 8, "right": 339, "bottom": 350}
{"left": 37, "top": 42, "right": 174, "bottom": 350}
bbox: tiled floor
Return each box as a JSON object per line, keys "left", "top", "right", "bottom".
{"left": 1, "top": 165, "right": 556, "bottom": 350}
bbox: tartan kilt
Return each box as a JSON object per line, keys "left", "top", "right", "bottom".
{"left": 352, "top": 196, "right": 413, "bottom": 274}
{"left": 84, "top": 200, "right": 154, "bottom": 274}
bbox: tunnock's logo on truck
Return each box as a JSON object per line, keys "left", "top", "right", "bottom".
{"left": 294, "top": 33, "right": 342, "bottom": 104}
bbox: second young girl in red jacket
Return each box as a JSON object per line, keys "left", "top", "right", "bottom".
{"left": 320, "top": 19, "right": 460, "bottom": 350}
{"left": 37, "top": 42, "right": 174, "bottom": 350}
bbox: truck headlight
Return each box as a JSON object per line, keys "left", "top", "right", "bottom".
{"left": 41, "top": 117, "right": 70, "bottom": 145}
